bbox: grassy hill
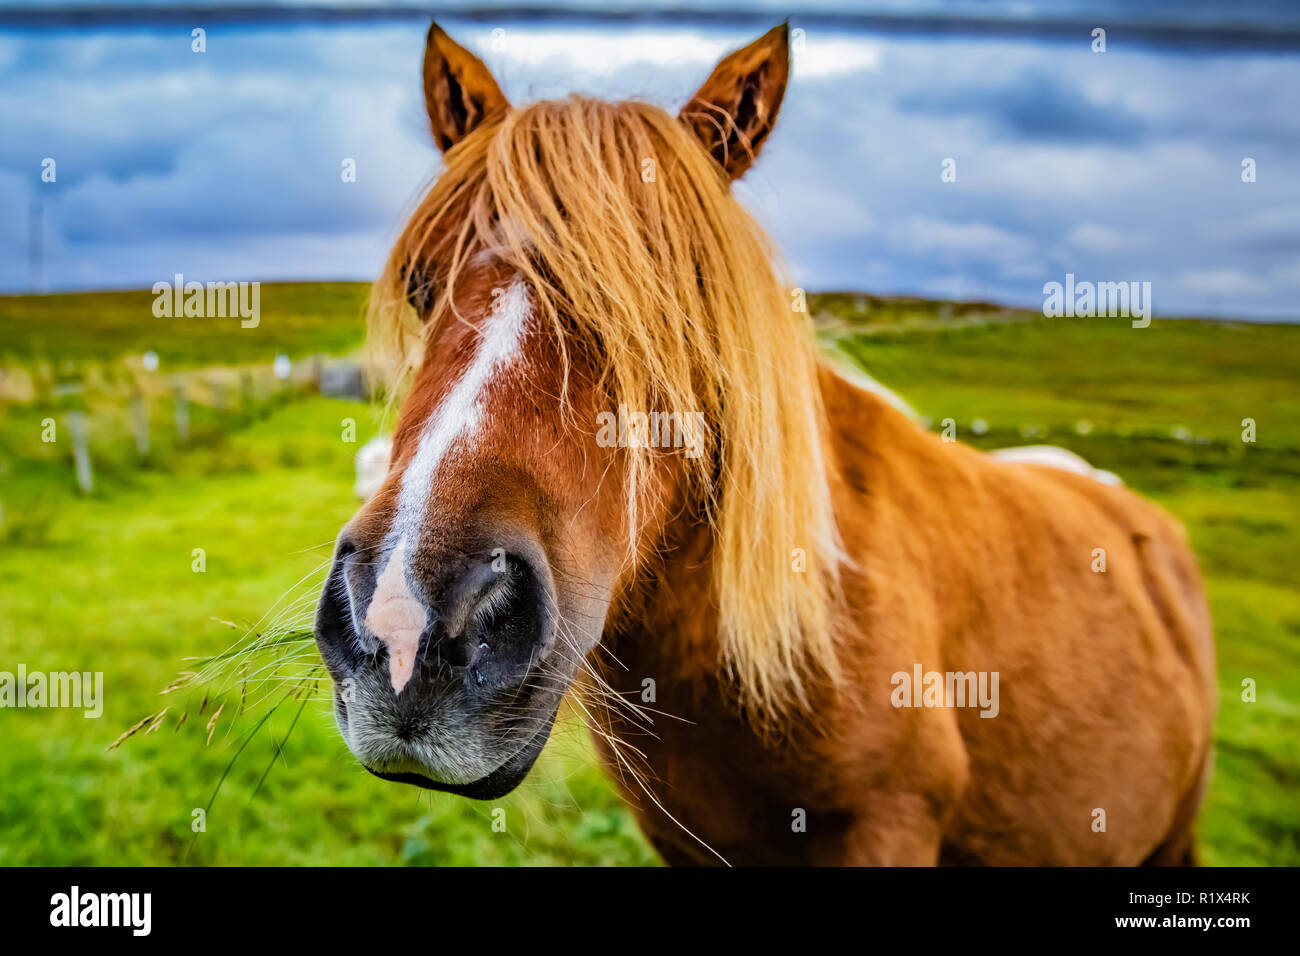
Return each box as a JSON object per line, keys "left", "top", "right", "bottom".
{"left": 0, "top": 282, "right": 369, "bottom": 368}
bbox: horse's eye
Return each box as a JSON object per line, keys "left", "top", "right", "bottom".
{"left": 401, "top": 260, "right": 435, "bottom": 316}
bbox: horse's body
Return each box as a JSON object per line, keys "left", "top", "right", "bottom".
{"left": 316, "top": 22, "right": 1217, "bottom": 866}
{"left": 593, "top": 368, "right": 1216, "bottom": 865}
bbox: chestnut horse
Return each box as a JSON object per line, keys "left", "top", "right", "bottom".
{"left": 314, "top": 22, "right": 1216, "bottom": 865}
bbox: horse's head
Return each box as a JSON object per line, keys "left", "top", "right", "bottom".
{"left": 315, "top": 21, "right": 838, "bottom": 798}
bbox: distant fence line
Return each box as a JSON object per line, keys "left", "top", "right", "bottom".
{"left": 0, "top": 353, "right": 369, "bottom": 495}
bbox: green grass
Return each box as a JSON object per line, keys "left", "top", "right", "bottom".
{"left": 836, "top": 312, "right": 1300, "bottom": 448}
{"left": 0, "top": 285, "right": 1295, "bottom": 865}
{"left": 0, "top": 282, "right": 368, "bottom": 369}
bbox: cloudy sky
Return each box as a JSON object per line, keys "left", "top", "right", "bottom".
{"left": 2, "top": 2, "right": 1298, "bottom": 319}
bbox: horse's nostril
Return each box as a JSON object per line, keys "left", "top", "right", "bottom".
{"left": 437, "top": 552, "right": 551, "bottom": 687}
{"left": 315, "top": 556, "right": 361, "bottom": 670}
{"left": 314, "top": 530, "right": 383, "bottom": 671}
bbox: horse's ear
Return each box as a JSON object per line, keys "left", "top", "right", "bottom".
{"left": 422, "top": 22, "right": 509, "bottom": 153}
{"left": 680, "top": 23, "right": 790, "bottom": 180}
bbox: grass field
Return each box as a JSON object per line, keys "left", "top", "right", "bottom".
{"left": 0, "top": 286, "right": 1296, "bottom": 865}
{"left": 0, "top": 283, "right": 369, "bottom": 369}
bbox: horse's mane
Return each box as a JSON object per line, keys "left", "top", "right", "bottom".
{"left": 367, "top": 95, "right": 843, "bottom": 726}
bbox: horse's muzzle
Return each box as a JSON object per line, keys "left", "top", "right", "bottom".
{"left": 312, "top": 526, "right": 563, "bottom": 793}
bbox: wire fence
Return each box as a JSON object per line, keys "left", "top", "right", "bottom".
{"left": 0, "top": 351, "right": 364, "bottom": 498}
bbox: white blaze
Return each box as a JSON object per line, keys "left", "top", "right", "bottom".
{"left": 364, "top": 278, "right": 531, "bottom": 693}
{"left": 392, "top": 278, "right": 531, "bottom": 542}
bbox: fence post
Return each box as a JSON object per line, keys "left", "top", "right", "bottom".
{"left": 66, "top": 410, "right": 93, "bottom": 494}
{"left": 34, "top": 361, "right": 53, "bottom": 403}
{"left": 173, "top": 379, "right": 189, "bottom": 444}
{"left": 130, "top": 387, "right": 150, "bottom": 457}
{"left": 257, "top": 370, "right": 271, "bottom": 418}
{"left": 241, "top": 370, "right": 254, "bottom": 423}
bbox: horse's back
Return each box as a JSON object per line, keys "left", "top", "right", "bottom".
{"left": 822, "top": 368, "right": 1216, "bottom": 864}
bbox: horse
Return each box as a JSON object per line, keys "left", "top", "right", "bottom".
{"left": 313, "top": 21, "right": 1217, "bottom": 865}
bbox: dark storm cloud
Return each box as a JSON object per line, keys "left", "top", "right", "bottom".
{"left": 895, "top": 67, "right": 1149, "bottom": 144}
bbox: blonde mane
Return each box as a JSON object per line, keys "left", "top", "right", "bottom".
{"left": 367, "top": 95, "right": 842, "bottom": 724}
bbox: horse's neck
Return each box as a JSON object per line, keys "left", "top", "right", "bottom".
{"left": 601, "top": 498, "right": 721, "bottom": 693}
